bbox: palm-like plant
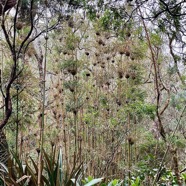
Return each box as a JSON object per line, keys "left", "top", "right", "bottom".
{"left": 0, "top": 146, "right": 88, "bottom": 186}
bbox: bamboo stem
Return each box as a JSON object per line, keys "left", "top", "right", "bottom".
{"left": 37, "top": 14, "right": 48, "bottom": 186}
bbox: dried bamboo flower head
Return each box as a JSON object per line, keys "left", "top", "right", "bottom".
{"left": 125, "top": 73, "right": 130, "bottom": 79}
{"left": 68, "top": 18, "right": 74, "bottom": 28}
{"left": 36, "top": 148, "right": 40, "bottom": 154}
{"left": 125, "top": 50, "right": 130, "bottom": 57}
{"left": 50, "top": 141, "right": 55, "bottom": 147}
{"left": 68, "top": 68, "right": 77, "bottom": 76}
{"left": 16, "top": 22, "right": 23, "bottom": 30}
{"left": 85, "top": 51, "right": 90, "bottom": 56}
{"left": 128, "top": 136, "right": 135, "bottom": 145}
{"left": 118, "top": 69, "right": 124, "bottom": 79}
{"left": 86, "top": 72, "right": 91, "bottom": 77}
{"left": 126, "top": 32, "right": 131, "bottom": 38}
{"left": 96, "top": 31, "right": 100, "bottom": 36}
{"left": 98, "top": 39, "right": 105, "bottom": 46}
{"left": 131, "top": 72, "right": 136, "bottom": 80}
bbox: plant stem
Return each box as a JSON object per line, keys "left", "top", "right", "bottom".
{"left": 16, "top": 81, "right": 19, "bottom": 156}
{"left": 138, "top": 6, "right": 166, "bottom": 141}
{"left": 37, "top": 15, "right": 48, "bottom": 186}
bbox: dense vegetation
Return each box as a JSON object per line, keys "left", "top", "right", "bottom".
{"left": 0, "top": 0, "right": 186, "bottom": 185}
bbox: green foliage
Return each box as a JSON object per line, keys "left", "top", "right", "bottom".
{"left": 167, "top": 65, "right": 178, "bottom": 75}
{"left": 135, "top": 154, "right": 158, "bottom": 181}
{"left": 60, "top": 59, "right": 82, "bottom": 76}
{"left": 66, "top": 96, "right": 84, "bottom": 113}
{"left": 64, "top": 80, "right": 80, "bottom": 92}
{"left": 132, "top": 102, "right": 156, "bottom": 119}
{"left": 181, "top": 173, "right": 186, "bottom": 183}
{"left": 107, "top": 179, "right": 123, "bottom": 186}
{"left": 86, "top": 6, "right": 97, "bottom": 20}
{"left": 131, "top": 177, "right": 141, "bottom": 186}
{"left": 158, "top": 169, "right": 181, "bottom": 185}
{"left": 131, "top": 41, "right": 148, "bottom": 60}
{"left": 170, "top": 91, "right": 186, "bottom": 110}
{"left": 84, "top": 177, "right": 104, "bottom": 186}
{"left": 82, "top": 176, "right": 94, "bottom": 184}
{"left": 60, "top": 59, "right": 79, "bottom": 70}
{"left": 99, "top": 95, "right": 108, "bottom": 107}
{"left": 72, "top": 176, "right": 104, "bottom": 186}
{"left": 83, "top": 109, "right": 99, "bottom": 125}
{"left": 98, "top": 9, "right": 122, "bottom": 31}
{"left": 0, "top": 148, "right": 66, "bottom": 186}
{"left": 125, "top": 87, "right": 146, "bottom": 103}
{"left": 168, "top": 135, "right": 185, "bottom": 149}
{"left": 150, "top": 32, "right": 162, "bottom": 47}
{"left": 65, "top": 33, "right": 80, "bottom": 51}
{"left": 99, "top": 10, "right": 112, "bottom": 30}
{"left": 138, "top": 133, "right": 167, "bottom": 168}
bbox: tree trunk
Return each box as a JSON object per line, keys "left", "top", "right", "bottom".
{"left": 0, "top": 129, "right": 9, "bottom": 166}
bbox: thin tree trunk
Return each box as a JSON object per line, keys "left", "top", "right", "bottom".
{"left": 0, "top": 129, "right": 9, "bottom": 166}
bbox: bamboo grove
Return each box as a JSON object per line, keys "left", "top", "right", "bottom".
{"left": 0, "top": 0, "right": 186, "bottom": 185}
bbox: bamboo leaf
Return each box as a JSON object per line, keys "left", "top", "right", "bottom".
{"left": 84, "top": 178, "right": 104, "bottom": 186}
{"left": 11, "top": 151, "right": 23, "bottom": 174}
{"left": 52, "top": 145, "right": 57, "bottom": 170}
{"left": 42, "top": 175, "right": 50, "bottom": 186}
{"left": 25, "top": 162, "right": 37, "bottom": 185}
{"left": 71, "top": 178, "right": 81, "bottom": 186}
{"left": 30, "top": 156, "right": 38, "bottom": 173}
{"left": 7, "top": 158, "right": 16, "bottom": 180}
{"left": 43, "top": 149, "right": 52, "bottom": 173}
{"left": 65, "top": 163, "right": 83, "bottom": 186}
{"left": 0, "top": 162, "right": 8, "bottom": 173}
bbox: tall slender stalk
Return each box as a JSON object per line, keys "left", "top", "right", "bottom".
{"left": 37, "top": 9, "right": 49, "bottom": 186}
{"left": 128, "top": 113, "right": 131, "bottom": 186}
{"left": 15, "top": 78, "right": 19, "bottom": 156}
{"left": 19, "top": 106, "right": 23, "bottom": 159}
{"left": 73, "top": 73, "right": 78, "bottom": 167}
